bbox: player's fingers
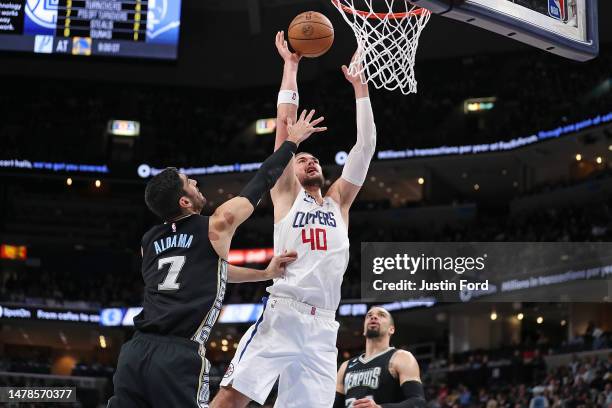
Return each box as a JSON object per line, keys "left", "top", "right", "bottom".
{"left": 278, "top": 258, "right": 296, "bottom": 267}
{"left": 310, "top": 116, "right": 325, "bottom": 126}
{"left": 299, "top": 109, "right": 307, "bottom": 122}
{"left": 312, "top": 127, "right": 327, "bottom": 133}
{"left": 305, "top": 109, "right": 316, "bottom": 122}
{"left": 283, "top": 250, "right": 298, "bottom": 258}
{"left": 277, "top": 253, "right": 297, "bottom": 261}
{"left": 276, "top": 32, "right": 283, "bottom": 48}
{"left": 278, "top": 253, "right": 298, "bottom": 263}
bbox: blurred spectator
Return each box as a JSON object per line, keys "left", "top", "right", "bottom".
{"left": 528, "top": 387, "right": 548, "bottom": 408}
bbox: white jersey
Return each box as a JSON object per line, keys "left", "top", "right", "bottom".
{"left": 267, "top": 188, "right": 350, "bottom": 310}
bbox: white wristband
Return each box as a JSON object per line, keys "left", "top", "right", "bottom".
{"left": 277, "top": 90, "right": 299, "bottom": 107}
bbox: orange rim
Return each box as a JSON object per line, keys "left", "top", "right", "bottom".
{"left": 331, "top": 0, "right": 429, "bottom": 19}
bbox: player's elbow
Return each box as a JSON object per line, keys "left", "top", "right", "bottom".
{"left": 367, "top": 125, "right": 377, "bottom": 148}
{"left": 354, "top": 136, "right": 376, "bottom": 159}
{"left": 365, "top": 135, "right": 376, "bottom": 157}
{"left": 356, "top": 126, "right": 376, "bottom": 153}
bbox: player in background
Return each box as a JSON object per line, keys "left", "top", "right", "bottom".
{"left": 107, "top": 111, "right": 325, "bottom": 408}
{"left": 335, "top": 307, "right": 426, "bottom": 408}
{"left": 213, "top": 32, "right": 377, "bottom": 408}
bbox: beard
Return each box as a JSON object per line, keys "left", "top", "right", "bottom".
{"left": 302, "top": 174, "right": 324, "bottom": 188}
{"left": 195, "top": 195, "right": 206, "bottom": 213}
{"left": 188, "top": 191, "right": 206, "bottom": 214}
{"left": 365, "top": 328, "right": 381, "bottom": 339}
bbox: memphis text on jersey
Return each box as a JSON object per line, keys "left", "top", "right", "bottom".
{"left": 344, "top": 367, "right": 382, "bottom": 393}
{"left": 153, "top": 233, "right": 194, "bottom": 255}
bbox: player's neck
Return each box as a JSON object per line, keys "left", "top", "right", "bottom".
{"left": 364, "top": 338, "right": 390, "bottom": 359}
{"left": 303, "top": 186, "right": 324, "bottom": 204}
{"left": 166, "top": 211, "right": 196, "bottom": 223}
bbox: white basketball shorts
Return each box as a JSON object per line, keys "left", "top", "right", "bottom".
{"left": 219, "top": 296, "right": 339, "bottom": 407}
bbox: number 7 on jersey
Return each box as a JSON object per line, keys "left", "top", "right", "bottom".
{"left": 157, "top": 255, "right": 186, "bottom": 291}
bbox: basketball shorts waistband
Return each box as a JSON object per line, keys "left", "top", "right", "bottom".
{"left": 268, "top": 296, "right": 336, "bottom": 320}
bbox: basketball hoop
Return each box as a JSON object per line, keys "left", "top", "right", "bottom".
{"left": 331, "top": 0, "right": 431, "bottom": 94}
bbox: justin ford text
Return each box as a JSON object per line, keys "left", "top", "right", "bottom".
{"left": 370, "top": 254, "right": 489, "bottom": 291}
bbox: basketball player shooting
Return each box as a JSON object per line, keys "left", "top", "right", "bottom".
{"left": 107, "top": 111, "right": 325, "bottom": 408}
{"left": 335, "top": 307, "right": 426, "bottom": 408}
{"left": 213, "top": 32, "right": 376, "bottom": 408}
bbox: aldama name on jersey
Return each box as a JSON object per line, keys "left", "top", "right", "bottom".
{"left": 153, "top": 234, "right": 194, "bottom": 255}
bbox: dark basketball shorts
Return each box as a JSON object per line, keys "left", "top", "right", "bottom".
{"left": 107, "top": 332, "right": 209, "bottom": 408}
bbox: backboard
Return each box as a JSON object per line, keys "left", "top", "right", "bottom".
{"left": 410, "top": 0, "right": 599, "bottom": 61}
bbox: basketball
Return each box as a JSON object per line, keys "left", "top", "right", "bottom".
{"left": 288, "top": 11, "right": 334, "bottom": 58}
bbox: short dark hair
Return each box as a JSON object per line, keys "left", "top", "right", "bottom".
{"left": 368, "top": 306, "right": 395, "bottom": 326}
{"left": 295, "top": 151, "right": 318, "bottom": 160}
{"left": 144, "top": 167, "right": 185, "bottom": 220}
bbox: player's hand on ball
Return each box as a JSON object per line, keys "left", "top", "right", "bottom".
{"left": 352, "top": 398, "right": 381, "bottom": 408}
{"left": 286, "top": 109, "right": 327, "bottom": 144}
{"left": 276, "top": 31, "right": 301, "bottom": 66}
{"left": 265, "top": 250, "right": 298, "bottom": 279}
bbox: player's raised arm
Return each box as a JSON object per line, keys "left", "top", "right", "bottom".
{"left": 209, "top": 109, "right": 326, "bottom": 258}
{"left": 270, "top": 31, "right": 306, "bottom": 219}
{"left": 327, "top": 53, "right": 376, "bottom": 216}
{"left": 273, "top": 31, "right": 301, "bottom": 151}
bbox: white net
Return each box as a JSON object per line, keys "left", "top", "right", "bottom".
{"left": 332, "top": 0, "right": 431, "bottom": 94}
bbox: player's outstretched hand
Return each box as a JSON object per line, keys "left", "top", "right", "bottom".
{"left": 352, "top": 398, "right": 381, "bottom": 408}
{"left": 286, "top": 109, "right": 327, "bottom": 145}
{"left": 341, "top": 50, "right": 367, "bottom": 86}
{"left": 265, "top": 250, "right": 298, "bottom": 279}
{"left": 276, "top": 31, "right": 301, "bottom": 66}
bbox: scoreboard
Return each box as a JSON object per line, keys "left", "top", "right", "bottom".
{"left": 0, "top": 0, "right": 181, "bottom": 59}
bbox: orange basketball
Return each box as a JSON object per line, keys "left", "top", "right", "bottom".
{"left": 288, "top": 11, "right": 334, "bottom": 58}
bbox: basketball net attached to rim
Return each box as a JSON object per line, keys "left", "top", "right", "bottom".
{"left": 331, "top": 0, "right": 431, "bottom": 94}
